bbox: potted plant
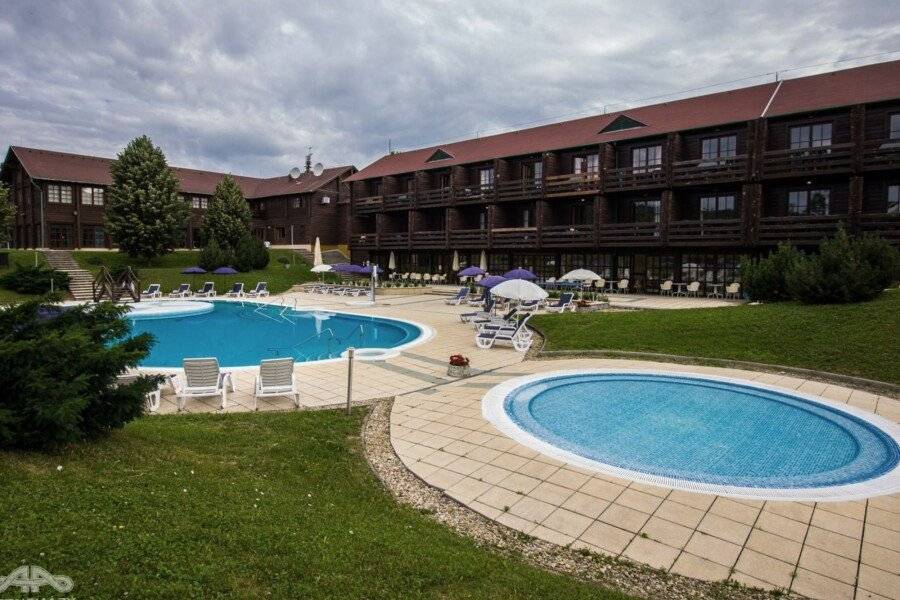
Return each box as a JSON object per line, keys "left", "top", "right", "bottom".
{"left": 447, "top": 354, "right": 471, "bottom": 378}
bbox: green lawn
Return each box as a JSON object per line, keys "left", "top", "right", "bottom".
{"left": 73, "top": 249, "right": 326, "bottom": 295}
{"left": 0, "top": 249, "right": 47, "bottom": 303}
{"left": 532, "top": 290, "right": 900, "bottom": 385}
{"left": 0, "top": 411, "right": 630, "bottom": 600}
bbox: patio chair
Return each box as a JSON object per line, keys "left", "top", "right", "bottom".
{"left": 168, "top": 283, "right": 191, "bottom": 298}
{"left": 474, "top": 308, "right": 518, "bottom": 331}
{"left": 140, "top": 283, "right": 162, "bottom": 299}
{"left": 171, "top": 358, "right": 234, "bottom": 411}
{"left": 725, "top": 282, "right": 741, "bottom": 299}
{"left": 516, "top": 299, "right": 540, "bottom": 314}
{"left": 545, "top": 292, "right": 574, "bottom": 313}
{"left": 616, "top": 279, "right": 629, "bottom": 294}
{"left": 116, "top": 372, "right": 162, "bottom": 413}
{"left": 195, "top": 281, "right": 216, "bottom": 297}
{"left": 466, "top": 293, "right": 487, "bottom": 307}
{"left": 225, "top": 282, "right": 245, "bottom": 298}
{"left": 686, "top": 281, "right": 701, "bottom": 297}
{"left": 247, "top": 282, "right": 269, "bottom": 297}
{"left": 475, "top": 314, "right": 533, "bottom": 352}
{"left": 659, "top": 280, "right": 673, "bottom": 295}
{"left": 253, "top": 357, "right": 300, "bottom": 410}
{"left": 444, "top": 287, "right": 469, "bottom": 305}
{"left": 459, "top": 298, "right": 495, "bottom": 323}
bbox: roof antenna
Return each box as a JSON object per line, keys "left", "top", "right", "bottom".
{"left": 388, "top": 138, "right": 392, "bottom": 154}
{"left": 305, "top": 147, "right": 313, "bottom": 173}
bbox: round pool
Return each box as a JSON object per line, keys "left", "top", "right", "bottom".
{"left": 126, "top": 300, "right": 427, "bottom": 368}
{"left": 482, "top": 370, "right": 900, "bottom": 500}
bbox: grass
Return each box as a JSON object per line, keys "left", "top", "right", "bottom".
{"left": 0, "top": 249, "right": 48, "bottom": 303}
{"left": 0, "top": 411, "right": 631, "bottom": 599}
{"left": 73, "top": 249, "right": 324, "bottom": 295}
{"left": 532, "top": 290, "right": 900, "bottom": 385}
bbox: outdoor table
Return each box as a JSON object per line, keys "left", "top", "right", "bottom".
{"left": 672, "top": 282, "right": 688, "bottom": 296}
{"left": 707, "top": 283, "right": 724, "bottom": 298}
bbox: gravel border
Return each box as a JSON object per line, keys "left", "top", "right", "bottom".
{"left": 362, "top": 398, "right": 799, "bottom": 600}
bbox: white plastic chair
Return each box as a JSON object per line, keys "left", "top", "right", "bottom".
{"left": 253, "top": 358, "right": 300, "bottom": 410}
{"left": 659, "top": 280, "right": 673, "bottom": 295}
{"left": 686, "top": 281, "right": 701, "bottom": 297}
{"left": 725, "top": 282, "right": 741, "bottom": 299}
{"left": 171, "top": 358, "right": 234, "bottom": 411}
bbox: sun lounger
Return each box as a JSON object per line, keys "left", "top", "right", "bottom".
{"left": 116, "top": 372, "right": 162, "bottom": 413}
{"left": 253, "top": 357, "right": 300, "bottom": 409}
{"left": 475, "top": 314, "right": 533, "bottom": 352}
{"left": 225, "top": 282, "right": 245, "bottom": 298}
{"left": 247, "top": 282, "right": 269, "bottom": 297}
{"left": 544, "top": 292, "right": 574, "bottom": 313}
{"left": 168, "top": 283, "right": 191, "bottom": 298}
{"left": 171, "top": 358, "right": 234, "bottom": 410}
{"left": 459, "top": 298, "right": 495, "bottom": 323}
{"left": 444, "top": 287, "right": 469, "bottom": 305}
{"left": 140, "top": 283, "right": 162, "bottom": 299}
{"left": 195, "top": 281, "right": 216, "bottom": 297}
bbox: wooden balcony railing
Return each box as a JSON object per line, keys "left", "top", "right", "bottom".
{"left": 411, "top": 230, "right": 448, "bottom": 248}
{"left": 350, "top": 233, "right": 377, "bottom": 249}
{"left": 454, "top": 183, "right": 496, "bottom": 204}
{"left": 859, "top": 213, "right": 900, "bottom": 244}
{"left": 541, "top": 224, "right": 594, "bottom": 247}
{"left": 604, "top": 166, "right": 666, "bottom": 192}
{"left": 379, "top": 232, "right": 410, "bottom": 249}
{"left": 492, "top": 227, "right": 538, "bottom": 248}
{"left": 449, "top": 228, "right": 489, "bottom": 248}
{"left": 354, "top": 195, "right": 382, "bottom": 214}
{"left": 544, "top": 173, "right": 600, "bottom": 196}
{"left": 761, "top": 143, "right": 854, "bottom": 178}
{"left": 383, "top": 192, "right": 414, "bottom": 210}
{"left": 496, "top": 179, "right": 543, "bottom": 202}
{"left": 597, "top": 221, "right": 661, "bottom": 245}
{"left": 669, "top": 219, "right": 743, "bottom": 245}
{"left": 672, "top": 155, "right": 748, "bottom": 186}
{"left": 418, "top": 186, "right": 452, "bottom": 207}
{"left": 862, "top": 139, "right": 900, "bottom": 172}
{"left": 758, "top": 214, "right": 845, "bottom": 243}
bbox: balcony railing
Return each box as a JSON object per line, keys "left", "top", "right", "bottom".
{"left": 597, "top": 221, "right": 661, "bottom": 245}
{"left": 496, "top": 178, "right": 543, "bottom": 202}
{"left": 449, "top": 228, "right": 489, "bottom": 248}
{"left": 454, "top": 183, "right": 495, "bottom": 204}
{"left": 758, "top": 214, "right": 845, "bottom": 243}
{"left": 859, "top": 213, "right": 900, "bottom": 244}
{"left": 379, "top": 232, "right": 410, "bottom": 249}
{"left": 862, "top": 139, "right": 900, "bottom": 172}
{"left": 604, "top": 166, "right": 666, "bottom": 192}
{"left": 418, "top": 186, "right": 452, "bottom": 208}
{"left": 354, "top": 195, "right": 382, "bottom": 214}
{"left": 544, "top": 172, "right": 600, "bottom": 197}
{"left": 492, "top": 227, "right": 538, "bottom": 248}
{"left": 383, "top": 192, "right": 414, "bottom": 211}
{"left": 411, "top": 230, "right": 448, "bottom": 248}
{"left": 669, "top": 219, "right": 743, "bottom": 245}
{"left": 672, "top": 155, "right": 748, "bottom": 186}
{"left": 350, "top": 233, "right": 377, "bottom": 249}
{"left": 541, "top": 224, "right": 594, "bottom": 247}
{"left": 761, "top": 143, "right": 854, "bottom": 178}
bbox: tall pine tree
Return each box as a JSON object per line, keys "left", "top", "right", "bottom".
{"left": 0, "top": 183, "right": 14, "bottom": 246}
{"left": 200, "top": 175, "right": 251, "bottom": 253}
{"left": 105, "top": 136, "right": 187, "bottom": 260}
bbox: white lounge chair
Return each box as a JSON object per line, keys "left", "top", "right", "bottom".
{"left": 247, "top": 282, "right": 269, "bottom": 297}
{"left": 116, "top": 372, "right": 162, "bottom": 413}
{"left": 225, "top": 282, "right": 245, "bottom": 297}
{"left": 169, "top": 283, "right": 191, "bottom": 298}
{"left": 253, "top": 357, "right": 300, "bottom": 410}
{"left": 545, "top": 292, "right": 574, "bottom": 313}
{"left": 171, "top": 358, "right": 234, "bottom": 411}
{"left": 475, "top": 314, "right": 533, "bottom": 352}
{"left": 140, "top": 283, "right": 162, "bottom": 299}
{"left": 459, "top": 299, "right": 495, "bottom": 323}
{"left": 195, "top": 281, "right": 216, "bottom": 297}
{"left": 444, "top": 287, "right": 469, "bottom": 305}
{"left": 474, "top": 308, "right": 518, "bottom": 332}
{"left": 725, "top": 282, "right": 741, "bottom": 299}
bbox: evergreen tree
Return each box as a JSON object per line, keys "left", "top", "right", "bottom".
{"left": 201, "top": 175, "right": 251, "bottom": 253}
{"left": 0, "top": 182, "right": 14, "bottom": 246}
{"left": 105, "top": 136, "right": 188, "bottom": 260}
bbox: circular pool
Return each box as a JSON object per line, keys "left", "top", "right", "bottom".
{"left": 126, "top": 300, "right": 427, "bottom": 368}
{"left": 482, "top": 370, "right": 900, "bottom": 500}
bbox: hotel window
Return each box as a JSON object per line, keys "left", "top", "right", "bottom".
{"left": 633, "top": 199, "right": 660, "bottom": 223}
{"left": 275, "top": 226, "right": 286, "bottom": 239}
{"left": 293, "top": 197, "right": 303, "bottom": 209}
{"left": 790, "top": 123, "right": 832, "bottom": 149}
{"left": 890, "top": 114, "right": 900, "bottom": 140}
{"left": 888, "top": 185, "right": 900, "bottom": 214}
{"left": 521, "top": 208, "right": 531, "bottom": 228}
{"left": 632, "top": 146, "right": 662, "bottom": 173}
{"left": 788, "top": 189, "right": 830, "bottom": 216}
{"left": 479, "top": 167, "right": 494, "bottom": 188}
{"left": 81, "top": 186, "right": 104, "bottom": 206}
{"left": 192, "top": 196, "right": 207, "bottom": 209}
{"left": 701, "top": 135, "right": 737, "bottom": 162}
{"left": 438, "top": 173, "right": 450, "bottom": 188}
{"left": 574, "top": 154, "right": 599, "bottom": 176}
{"left": 478, "top": 211, "right": 488, "bottom": 230}
{"left": 47, "top": 184, "right": 72, "bottom": 204}
{"left": 523, "top": 161, "right": 543, "bottom": 185}
{"left": 700, "top": 195, "right": 737, "bottom": 220}
{"left": 82, "top": 225, "right": 106, "bottom": 248}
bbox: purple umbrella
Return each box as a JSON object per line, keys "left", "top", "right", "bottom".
{"left": 503, "top": 268, "right": 537, "bottom": 280}
{"left": 476, "top": 275, "right": 507, "bottom": 289}
{"left": 357, "top": 265, "right": 383, "bottom": 275}
{"left": 212, "top": 266, "right": 238, "bottom": 275}
{"left": 458, "top": 266, "right": 485, "bottom": 277}
{"left": 330, "top": 263, "right": 356, "bottom": 273}
{"left": 181, "top": 266, "right": 207, "bottom": 274}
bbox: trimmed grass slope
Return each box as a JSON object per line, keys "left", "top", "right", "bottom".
{"left": 532, "top": 290, "right": 900, "bottom": 385}
{"left": 0, "top": 411, "right": 629, "bottom": 599}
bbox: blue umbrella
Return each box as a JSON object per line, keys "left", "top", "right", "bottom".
{"left": 476, "top": 275, "right": 507, "bottom": 289}
{"left": 503, "top": 268, "right": 537, "bottom": 280}
{"left": 357, "top": 265, "right": 383, "bottom": 275}
{"left": 330, "top": 263, "right": 356, "bottom": 273}
{"left": 181, "top": 266, "right": 206, "bottom": 274}
{"left": 458, "top": 266, "right": 485, "bottom": 277}
{"left": 212, "top": 266, "right": 238, "bottom": 275}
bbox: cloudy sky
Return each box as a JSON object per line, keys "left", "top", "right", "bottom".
{"left": 1, "top": 1, "right": 898, "bottom": 176}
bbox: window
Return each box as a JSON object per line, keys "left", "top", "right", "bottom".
{"left": 632, "top": 146, "right": 662, "bottom": 173}
{"left": 478, "top": 211, "right": 488, "bottom": 230}
{"left": 292, "top": 197, "right": 303, "bottom": 209}
{"left": 405, "top": 177, "right": 416, "bottom": 193}
{"left": 82, "top": 226, "right": 106, "bottom": 248}
{"left": 275, "top": 226, "right": 286, "bottom": 239}
{"left": 682, "top": 253, "right": 740, "bottom": 284}
{"left": 426, "top": 149, "right": 454, "bottom": 162}
{"left": 523, "top": 161, "right": 543, "bottom": 184}
{"left": 438, "top": 173, "right": 450, "bottom": 188}
{"left": 633, "top": 199, "right": 660, "bottom": 222}
{"left": 479, "top": 167, "right": 494, "bottom": 188}
{"left": 888, "top": 185, "right": 900, "bottom": 214}
{"left": 599, "top": 114, "right": 646, "bottom": 133}
{"left": 81, "top": 186, "right": 104, "bottom": 206}
{"left": 574, "top": 154, "right": 600, "bottom": 176}
{"left": 890, "top": 114, "right": 900, "bottom": 140}
{"left": 700, "top": 195, "right": 737, "bottom": 220}
{"left": 192, "top": 196, "right": 207, "bottom": 209}
{"left": 788, "top": 189, "right": 830, "bottom": 216}
{"left": 521, "top": 208, "right": 531, "bottom": 228}
{"left": 47, "top": 184, "right": 72, "bottom": 204}
{"left": 790, "top": 123, "right": 832, "bottom": 149}
{"left": 701, "top": 135, "right": 737, "bottom": 162}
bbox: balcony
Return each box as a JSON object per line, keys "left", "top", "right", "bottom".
{"left": 454, "top": 183, "right": 495, "bottom": 205}
{"left": 496, "top": 178, "right": 543, "bottom": 202}
{"left": 761, "top": 143, "right": 854, "bottom": 179}
{"left": 604, "top": 166, "right": 666, "bottom": 192}
{"left": 449, "top": 228, "right": 489, "bottom": 248}
{"left": 544, "top": 173, "right": 600, "bottom": 197}
{"left": 758, "top": 215, "right": 845, "bottom": 244}
{"left": 672, "top": 155, "right": 748, "bottom": 187}
{"left": 383, "top": 192, "right": 414, "bottom": 211}
{"left": 541, "top": 224, "right": 594, "bottom": 247}
{"left": 379, "top": 232, "right": 410, "bottom": 249}
{"left": 859, "top": 213, "right": 900, "bottom": 245}
{"left": 492, "top": 227, "right": 538, "bottom": 248}
{"left": 250, "top": 209, "right": 267, "bottom": 219}
{"left": 669, "top": 219, "right": 743, "bottom": 246}
{"left": 418, "top": 186, "right": 452, "bottom": 208}
{"left": 862, "top": 139, "right": 900, "bottom": 172}
{"left": 354, "top": 195, "right": 382, "bottom": 214}
{"left": 411, "top": 230, "right": 448, "bottom": 249}
{"left": 597, "top": 222, "right": 661, "bottom": 246}
{"left": 350, "top": 233, "right": 377, "bottom": 250}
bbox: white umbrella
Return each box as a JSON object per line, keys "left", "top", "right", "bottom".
{"left": 560, "top": 268, "right": 603, "bottom": 282}
{"left": 311, "top": 264, "right": 332, "bottom": 273}
{"left": 479, "top": 250, "right": 487, "bottom": 271}
{"left": 490, "top": 279, "right": 548, "bottom": 302}
{"left": 312, "top": 237, "right": 323, "bottom": 266}
{"left": 388, "top": 251, "right": 396, "bottom": 270}
{"left": 451, "top": 251, "right": 459, "bottom": 272}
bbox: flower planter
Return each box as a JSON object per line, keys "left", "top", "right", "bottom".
{"left": 574, "top": 302, "right": 609, "bottom": 313}
{"left": 447, "top": 364, "right": 471, "bottom": 378}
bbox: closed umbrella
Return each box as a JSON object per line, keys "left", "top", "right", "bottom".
{"left": 312, "top": 237, "right": 323, "bottom": 266}
{"left": 451, "top": 250, "right": 459, "bottom": 272}
{"left": 213, "top": 266, "right": 238, "bottom": 293}
{"left": 490, "top": 279, "right": 549, "bottom": 302}
{"left": 479, "top": 250, "right": 488, "bottom": 271}
{"left": 388, "top": 251, "right": 396, "bottom": 270}
{"left": 503, "top": 268, "right": 537, "bottom": 281}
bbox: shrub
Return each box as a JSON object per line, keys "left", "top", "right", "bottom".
{"left": 232, "top": 235, "right": 269, "bottom": 272}
{"left": 197, "top": 239, "right": 233, "bottom": 271}
{"left": 0, "top": 263, "right": 70, "bottom": 294}
{"left": 740, "top": 244, "right": 803, "bottom": 302}
{"left": 83, "top": 254, "right": 105, "bottom": 266}
{"left": 0, "top": 301, "right": 161, "bottom": 449}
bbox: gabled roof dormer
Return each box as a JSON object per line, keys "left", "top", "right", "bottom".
{"left": 599, "top": 115, "right": 647, "bottom": 134}
{"left": 426, "top": 148, "right": 454, "bottom": 162}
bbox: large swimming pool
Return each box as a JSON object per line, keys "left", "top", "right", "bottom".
{"left": 483, "top": 371, "right": 900, "bottom": 500}
{"left": 127, "top": 300, "right": 425, "bottom": 368}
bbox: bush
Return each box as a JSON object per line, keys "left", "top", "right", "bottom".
{"left": 83, "top": 254, "right": 105, "bottom": 266}
{"left": 740, "top": 244, "right": 803, "bottom": 302}
{"left": 0, "top": 263, "right": 70, "bottom": 294}
{"left": 232, "top": 235, "right": 269, "bottom": 272}
{"left": 0, "top": 301, "right": 161, "bottom": 449}
{"left": 197, "top": 239, "right": 233, "bottom": 271}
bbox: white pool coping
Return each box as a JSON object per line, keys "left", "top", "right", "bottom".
{"left": 482, "top": 369, "right": 900, "bottom": 502}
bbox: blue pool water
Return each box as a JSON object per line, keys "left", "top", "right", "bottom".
{"left": 503, "top": 373, "right": 899, "bottom": 489}
{"left": 127, "top": 301, "right": 423, "bottom": 367}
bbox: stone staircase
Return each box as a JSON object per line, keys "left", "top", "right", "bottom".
{"left": 42, "top": 250, "right": 95, "bottom": 301}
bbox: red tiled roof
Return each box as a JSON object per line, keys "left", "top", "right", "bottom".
{"left": 347, "top": 59, "right": 900, "bottom": 182}
{"left": 5, "top": 146, "right": 354, "bottom": 198}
